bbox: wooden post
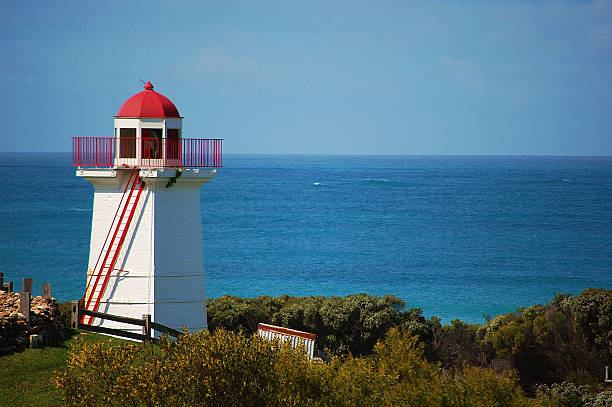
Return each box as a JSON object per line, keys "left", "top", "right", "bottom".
{"left": 19, "top": 292, "right": 31, "bottom": 322}
{"left": 71, "top": 300, "right": 82, "bottom": 330}
{"left": 0, "top": 272, "right": 3, "bottom": 288}
{"left": 42, "top": 283, "right": 52, "bottom": 298}
{"left": 142, "top": 314, "right": 152, "bottom": 342}
{"left": 23, "top": 277, "right": 33, "bottom": 294}
{"left": 3, "top": 282, "right": 13, "bottom": 293}
{"left": 30, "top": 334, "right": 41, "bottom": 348}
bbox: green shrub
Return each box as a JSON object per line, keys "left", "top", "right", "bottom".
{"left": 56, "top": 328, "right": 545, "bottom": 407}
{"left": 206, "top": 293, "right": 438, "bottom": 356}
{"left": 432, "top": 318, "right": 494, "bottom": 368}
{"left": 443, "top": 366, "right": 534, "bottom": 407}
{"left": 479, "top": 297, "right": 604, "bottom": 391}
{"left": 584, "top": 390, "right": 612, "bottom": 407}
{"left": 534, "top": 382, "right": 612, "bottom": 407}
{"left": 535, "top": 382, "right": 593, "bottom": 407}
{"left": 569, "top": 288, "right": 612, "bottom": 363}
{"left": 56, "top": 289, "right": 611, "bottom": 405}
{"left": 55, "top": 329, "right": 329, "bottom": 407}
{"left": 58, "top": 301, "right": 73, "bottom": 330}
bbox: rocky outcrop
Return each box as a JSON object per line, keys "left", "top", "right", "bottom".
{"left": 0, "top": 291, "right": 64, "bottom": 355}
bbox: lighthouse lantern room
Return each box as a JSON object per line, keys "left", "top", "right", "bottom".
{"left": 73, "top": 82, "right": 222, "bottom": 336}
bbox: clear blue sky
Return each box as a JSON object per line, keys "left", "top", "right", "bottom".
{"left": 1, "top": 0, "right": 611, "bottom": 155}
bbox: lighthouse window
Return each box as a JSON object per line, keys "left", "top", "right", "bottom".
{"left": 142, "top": 128, "right": 163, "bottom": 159}
{"left": 119, "top": 128, "right": 136, "bottom": 158}
{"left": 167, "top": 129, "right": 181, "bottom": 159}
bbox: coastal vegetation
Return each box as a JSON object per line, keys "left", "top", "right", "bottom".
{"left": 54, "top": 324, "right": 611, "bottom": 406}
{"left": 56, "top": 327, "right": 538, "bottom": 407}
{"left": 1, "top": 288, "right": 610, "bottom": 406}
{"left": 206, "top": 289, "right": 611, "bottom": 392}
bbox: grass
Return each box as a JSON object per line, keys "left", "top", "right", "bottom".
{"left": 0, "top": 329, "right": 125, "bottom": 407}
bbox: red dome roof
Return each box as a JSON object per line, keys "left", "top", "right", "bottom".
{"left": 115, "top": 82, "right": 181, "bottom": 118}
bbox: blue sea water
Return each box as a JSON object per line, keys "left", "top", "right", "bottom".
{"left": 1, "top": 153, "right": 611, "bottom": 323}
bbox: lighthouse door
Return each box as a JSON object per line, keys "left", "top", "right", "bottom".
{"left": 141, "top": 128, "right": 163, "bottom": 167}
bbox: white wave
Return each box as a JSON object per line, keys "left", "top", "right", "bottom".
{"left": 562, "top": 179, "right": 572, "bottom": 183}
{"left": 313, "top": 182, "right": 321, "bottom": 186}
{"left": 365, "top": 178, "right": 389, "bottom": 182}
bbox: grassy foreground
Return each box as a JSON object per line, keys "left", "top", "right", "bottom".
{"left": 0, "top": 330, "right": 123, "bottom": 407}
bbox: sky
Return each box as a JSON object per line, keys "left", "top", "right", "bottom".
{"left": 1, "top": 0, "right": 611, "bottom": 155}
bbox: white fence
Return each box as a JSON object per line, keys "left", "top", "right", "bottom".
{"left": 257, "top": 323, "right": 316, "bottom": 359}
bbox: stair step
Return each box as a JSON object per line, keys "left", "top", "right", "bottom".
{"left": 82, "top": 169, "right": 145, "bottom": 320}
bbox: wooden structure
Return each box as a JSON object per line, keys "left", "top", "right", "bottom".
{"left": 70, "top": 300, "right": 181, "bottom": 343}
{"left": 257, "top": 323, "right": 317, "bottom": 359}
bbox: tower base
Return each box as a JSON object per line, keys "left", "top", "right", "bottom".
{"left": 78, "top": 167, "right": 216, "bottom": 337}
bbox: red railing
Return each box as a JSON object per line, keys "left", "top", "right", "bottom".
{"left": 72, "top": 137, "right": 222, "bottom": 168}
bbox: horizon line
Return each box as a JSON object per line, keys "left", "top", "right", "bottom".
{"left": 1, "top": 151, "right": 612, "bottom": 158}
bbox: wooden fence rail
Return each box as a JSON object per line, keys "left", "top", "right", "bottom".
{"left": 71, "top": 300, "right": 182, "bottom": 343}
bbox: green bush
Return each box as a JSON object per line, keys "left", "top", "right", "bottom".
{"left": 206, "top": 293, "right": 438, "bottom": 356}
{"left": 58, "top": 301, "right": 73, "bottom": 330}
{"left": 207, "top": 289, "right": 611, "bottom": 392}
{"left": 56, "top": 290, "right": 608, "bottom": 405}
{"left": 569, "top": 288, "right": 612, "bottom": 362}
{"left": 535, "top": 382, "right": 612, "bottom": 407}
{"left": 55, "top": 329, "right": 320, "bottom": 407}
{"left": 479, "top": 295, "right": 605, "bottom": 391}
{"left": 585, "top": 390, "right": 612, "bottom": 407}
{"left": 432, "top": 318, "right": 494, "bottom": 369}
{"left": 56, "top": 327, "right": 549, "bottom": 407}
{"left": 535, "top": 382, "right": 593, "bottom": 407}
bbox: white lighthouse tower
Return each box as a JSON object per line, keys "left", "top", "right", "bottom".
{"left": 73, "top": 82, "right": 222, "bottom": 335}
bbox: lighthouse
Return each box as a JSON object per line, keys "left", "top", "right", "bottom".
{"left": 73, "top": 82, "right": 222, "bottom": 336}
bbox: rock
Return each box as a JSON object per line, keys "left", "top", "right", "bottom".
{"left": 0, "top": 292, "right": 65, "bottom": 355}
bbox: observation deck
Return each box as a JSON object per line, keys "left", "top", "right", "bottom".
{"left": 72, "top": 136, "right": 222, "bottom": 168}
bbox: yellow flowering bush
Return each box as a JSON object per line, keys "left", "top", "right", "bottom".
{"left": 56, "top": 328, "right": 550, "bottom": 406}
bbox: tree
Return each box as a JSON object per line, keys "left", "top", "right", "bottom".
{"left": 569, "top": 288, "right": 612, "bottom": 363}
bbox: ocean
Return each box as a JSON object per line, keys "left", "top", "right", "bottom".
{"left": 1, "top": 153, "right": 611, "bottom": 323}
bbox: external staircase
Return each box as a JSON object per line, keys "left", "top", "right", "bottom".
{"left": 81, "top": 168, "right": 145, "bottom": 325}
